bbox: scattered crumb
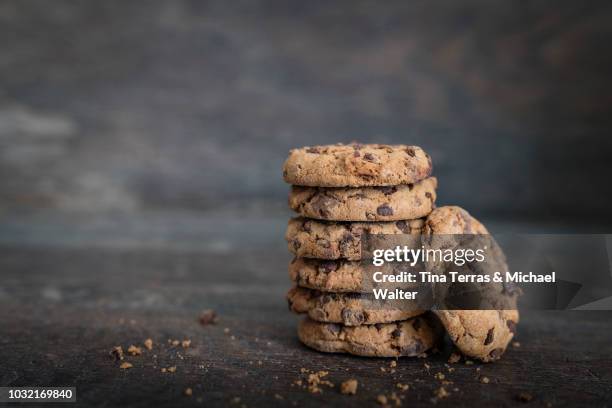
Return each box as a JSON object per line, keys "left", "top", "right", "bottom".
{"left": 448, "top": 353, "right": 461, "bottom": 364}
{"left": 199, "top": 309, "right": 218, "bottom": 325}
{"left": 340, "top": 379, "right": 358, "bottom": 395}
{"left": 110, "top": 346, "right": 124, "bottom": 361}
{"left": 423, "top": 363, "right": 431, "bottom": 370}
{"left": 380, "top": 367, "right": 386, "bottom": 372}
{"left": 119, "top": 362, "right": 133, "bottom": 369}
{"left": 144, "top": 338, "right": 153, "bottom": 350}
{"left": 307, "top": 370, "right": 333, "bottom": 393}
{"left": 513, "top": 341, "right": 521, "bottom": 348}
{"left": 396, "top": 383, "right": 409, "bottom": 392}
{"left": 447, "top": 367, "right": 455, "bottom": 373}
{"left": 480, "top": 376, "right": 490, "bottom": 384}
{"left": 476, "top": 367, "right": 481, "bottom": 372}
{"left": 171, "top": 340, "right": 180, "bottom": 347}
{"left": 434, "top": 372, "right": 445, "bottom": 381}
{"left": 465, "top": 360, "right": 474, "bottom": 365}
{"left": 127, "top": 345, "right": 142, "bottom": 356}
{"left": 182, "top": 339, "right": 191, "bottom": 348}
{"left": 516, "top": 392, "right": 533, "bottom": 402}
{"left": 166, "top": 366, "right": 177, "bottom": 373}
{"left": 294, "top": 380, "right": 303, "bottom": 387}
{"left": 434, "top": 387, "right": 449, "bottom": 399}
{"left": 161, "top": 368, "right": 167, "bottom": 373}
{"left": 376, "top": 394, "right": 388, "bottom": 405}
{"left": 389, "top": 360, "right": 397, "bottom": 368}
{"left": 184, "top": 388, "right": 192, "bottom": 397}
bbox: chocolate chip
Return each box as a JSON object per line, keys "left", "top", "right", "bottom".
{"left": 327, "top": 323, "right": 341, "bottom": 335}
{"left": 318, "top": 261, "right": 338, "bottom": 273}
{"left": 352, "top": 143, "right": 363, "bottom": 150}
{"left": 377, "top": 186, "right": 397, "bottom": 195}
{"left": 306, "top": 147, "right": 320, "bottom": 153}
{"left": 412, "top": 318, "right": 421, "bottom": 331}
{"left": 287, "top": 298, "right": 294, "bottom": 311}
{"left": 405, "top": 148, "right": 415, "bottom": 157}
{"left": 407, "top": 183, "right": 414, "bottom": 191}
{"left": 489, "top": 348, "right": 504, "bottom": 359}
{"left": 395, "top": 220, "right": 411, "bottom": 233}
{"left": 363, "top": 153, "right": 375, "bottom": 161}
{"left": 391, "top": 328, "right": 402, "bottom": 338}
{"left": 292, "top": 239, "right": 301, "bottom": 250}
{"left": 484, "top": 328, "right": 494, "bottom": 345}
{"left": 377, "top": 204, "right": 394, "bottom": 216}
{"left": 302, "top": 220, "right": 312, "bottom": 232}
{"left": 374, "top": 323, "right": 383, "bottom": 330}
{"left": 353, "top": 151, "right": 360, "bottom": 157}
{"left": 425, "top": 192, "right": 432, "bottom": 199}
{"left": 341, "top": 309, "right": 365, "bottom": 325}
{"left": 321, "top": 295, "right": 334, "bottom": 304}
{"left": 401, "top": 339, "right": 424, "bottom": 355}
{"left": 506, "top": 320, "right": 517, "bottom": 333}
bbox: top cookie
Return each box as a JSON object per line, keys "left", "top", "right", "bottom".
{"left": 283, "top": 143, "right": 432, "bottom": 187}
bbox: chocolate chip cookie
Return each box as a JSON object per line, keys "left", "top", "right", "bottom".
{"left": 286, "top": 217, "right": 424, "bottom": 260}
{"left": 289, "top": 257, "right": 422, "bottom": 293}
{"left": 289, "top": 177, "right": 437, "bottom": 221}
{"left": 297, "top": 314, "right": 443, "bottom": 357}
{"left": 283, "top": 143, "right": 432, "bottom": 187}
{"left": 435, "top": 309, "right": 519, "bottom": 362}
{"left": 287, "top": 286, "right": 424, "bottom": 326}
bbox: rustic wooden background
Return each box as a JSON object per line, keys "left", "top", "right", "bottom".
{"left": 1, "top": 1, "right": 612, "bottom": 406}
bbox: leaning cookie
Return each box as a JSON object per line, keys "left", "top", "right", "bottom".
{"left": 434, "top": 309, "right": 519, "bottom": 362}
{"left": 297, "top": 315, "right": 443, "bottom": 357}
{"left": 283, "top": 143, "right": 432, "bottom": 187}
{"left": 286, "top": 217, "right": 424, "bottom": 260}
{"left": 287, "top": 286, "right": 424, "bottom": 326}
{"left": 289, "top": 177, "right": 437, "bottom": 221}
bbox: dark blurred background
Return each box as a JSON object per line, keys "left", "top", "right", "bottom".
{"left": 1, "top": 0, "right": 612, "bottom": 247}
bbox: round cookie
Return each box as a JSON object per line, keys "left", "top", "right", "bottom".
{"left": 287, "top": 286, "right": 424, "bottom": 326}
{"left": 283, "top": 143, "right": 432, "bottom": 187}
{"left": 286, "top": 217, "right": 424, "bottom": 260}
{"left": 289, "top": 177, "right": 437, "bottom": 221}
{"left": 289, "top": 257, "right": 423, "bottom": 293}
{"left": 434, "top": 309, "right": 519, "bottom": 362}
{"left": 297, "top": 315, "right": 443, "bottom": 357}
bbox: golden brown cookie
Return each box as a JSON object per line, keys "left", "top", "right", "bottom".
{"left": 297, "top": 315, "right": 443, "bottom": 357}
{"left": 286, "top": 217, "right": 424, "bottom": 260}
{"left": 289, "top": 177, "right": 437, "bottom": 221}
{"left": 283, "top": 143, "right": 432, "bottom": 187}
{"left": 287, "top": 286, "right": 424, "bottom": 326}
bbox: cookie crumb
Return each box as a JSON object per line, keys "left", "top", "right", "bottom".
{"left": 389, "top": 392, "right": 402, "bottom": 406}
{"left": 307, "top": 370, "right": 332, "bottom": 393}
{"left": 127, "top": 345, "right": 142, "bottom": 356}
{"left": 380, "top": 367, "right": 386, "bottom": 372}
{"left": 423, "top": 363, "right": 430, "bottom": 370}
{"left": 171, "top": 340, "right": 180, "bottom": 347}
{"left": 182, "top": 339, "right": 191, "bottom": 348}
{"left": 465, "top": 360, "right": 474, "bottom": 365}
{"left": 396, "top": 383, "right": 409, "bottom": 392}
{"left": 144, "top": 338, "right": 153, "bottom": 350}
{"left": 376, "top": 394, "right": 388, "bottom": 405}
{"left": 434, "top": 372, "right": 445, "bottom": 380}
{"left": 340, "top": 379, "right": 358, "bottom": 395}
{"left": 199, "top": 309, "right": 218, "bottom": 325}
{"left": 110, "top": 346, "right": 124, "bottom": 361}
{"left": 184, "top": 388, "right": 193, "bottom": 396}
{"left": 389, "top": 360, "right": 397, "bottom": 368}
{"left": 512, "top": 341, "right": 521, "bottom": 348}
{"left": 516, "top": 392, "right": 533, "bottom": 402}
{"left": 480, "top": 376, "right": 490, "bottom": 384}
{"left": 434, "top": 387, "right": 449, "bottom": 399}
{"left": 119, "top": 362, "right": 133, "bottom": 369}
{"left": 448, "top": 353, "right": 461, "bottom": 364}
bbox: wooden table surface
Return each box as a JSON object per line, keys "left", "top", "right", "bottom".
{"left": 1, "top": 214, "right": 612, "bottom": 407}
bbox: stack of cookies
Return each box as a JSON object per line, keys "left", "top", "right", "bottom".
{"left": 282, "top": 143, "right": 520, "bottom": 362}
